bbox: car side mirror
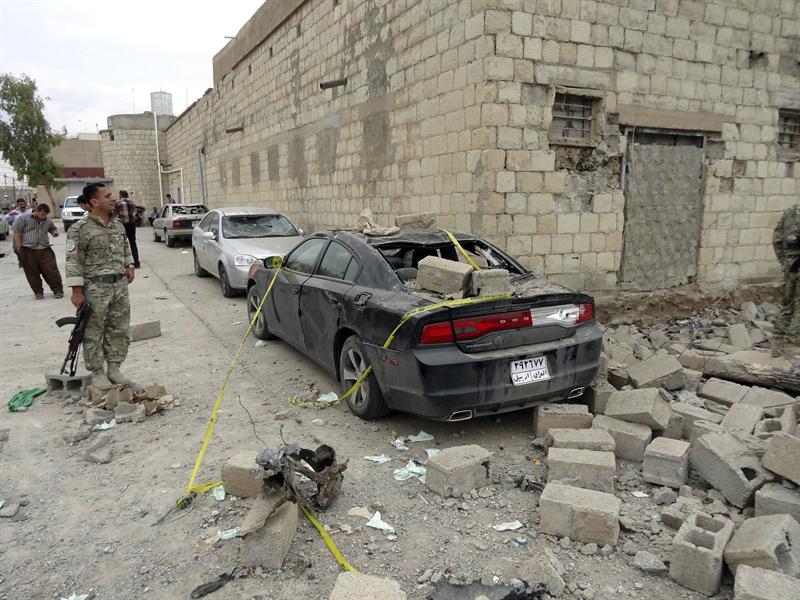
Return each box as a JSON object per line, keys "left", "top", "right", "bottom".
{"left": 262, "top": 256, "right": 283, "bottom": 269}
{"left": 202, "top": 231, "right": 216, "bottom": 241}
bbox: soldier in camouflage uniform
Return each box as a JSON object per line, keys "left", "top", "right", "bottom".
{"left": 772, "top": 203, "right": 800, "bottom": 357}
{"left": 65, "top": 183, "right": 136, "bottom": 389}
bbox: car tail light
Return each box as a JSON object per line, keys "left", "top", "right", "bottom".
{"left": 420, "top": 309, "right": 533, "bottom": 345}
{"left": 577, "top": 303, "right": 594, "bottom": 323}
{"left": 172, "top": 219, "right": 181, "bottom": 229}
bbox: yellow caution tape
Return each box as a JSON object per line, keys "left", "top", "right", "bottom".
{"left": 300, "top": 504, "right": 358, "bottom": 573}
{"left": 440, "top": 228, "right": 482, "bottom": 271}
{"left": 184, "top": 263, "right": 282, "bottom": 497}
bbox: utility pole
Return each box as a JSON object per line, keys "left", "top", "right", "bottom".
{"left": 154, "top": 112, "right": 164, "bottom": 207}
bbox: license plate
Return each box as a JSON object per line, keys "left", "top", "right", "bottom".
{"left": 510, "top": 356, "right": 550, "bottom": 386}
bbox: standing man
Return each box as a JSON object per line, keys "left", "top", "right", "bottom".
{"left": 11, "top": 203, "right": 64, "bottom": 299}
{"left": 5, "top": 197, "right": 31, "bottom": 268}
{"left": 165, "top": 193, "right": 173, "bottom": 204}
{"left": 772, "top": 203, "right": 800, "bottom": 357}
{"left": 66, "top": 183, "right": 136, "bottom": 389}
{"left": 115, "top": 190, "right": 142, "bottom": 268}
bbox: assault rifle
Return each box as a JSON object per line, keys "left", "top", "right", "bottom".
{"left": 56, "top": 302, "right": 92, "bottom": 376}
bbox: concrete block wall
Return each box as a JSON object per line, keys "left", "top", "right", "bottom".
{"left": 158, "top": 0, "right": 800, "bottom": 291}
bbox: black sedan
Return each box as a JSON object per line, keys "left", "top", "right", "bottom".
{"left": 246, "top": 230, "right": 603, "bottom": 421}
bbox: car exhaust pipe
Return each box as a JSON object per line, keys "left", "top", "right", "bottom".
{"left": 448, "top": 410, "right": 473, "bottom": 422}
{"left": 567, "top": 387, "right": 585, "bottom": 399}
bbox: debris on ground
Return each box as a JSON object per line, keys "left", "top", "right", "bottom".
{"left": 365, "top": 511, "right": 395, "bottom": 534}
{"left": 189, "top": 572, "right": 232, "bottom": 598}
{"left": 7, "top": 386, "right": 47, "bottom": 412}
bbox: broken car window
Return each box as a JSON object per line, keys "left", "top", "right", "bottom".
{"left": 284, "top": 238, "right": 327, "bottom": 274}
{"left": 222, "top": 214, "right": 299, "bottom": 239}
{"left": 377, "top": 239, "right": 523, "bottom": 277}
{"left": 172, "top": 205, "right": 208, "bottom": 215}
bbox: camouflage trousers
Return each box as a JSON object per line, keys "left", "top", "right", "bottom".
{"left": 775, "top": 266, "right": 799, "bottom": 346}
{"left": 82, "top": 278, "right": 130, "bottom": 371}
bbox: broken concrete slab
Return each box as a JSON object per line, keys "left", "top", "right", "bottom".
{"left": 130, "top": 320, "right": 162, "bottom": 342}
{"left": 670, "top": 513, "right": 734, "bottom": 596}
{"left": 671, "top": 402, "right": 723, "bottom": 439}
{"left": 104, "top": 386, "right": 134, "bottom": 411}
{"left": 239, "top": 500, "right": 298, "bottom": 570}
{"left": 643, "top": 437, "right": 690, "bottom": 488}
{"left": 426, "top": 445, "right": 491, "bottom": 498}
{"left": 329, "top": 572, "right": 407, "bottom": 600}
{"left": 721, "top": 404, "right": 764, "bottom": 434}
{"left": 724, "top": 513, "right": 800, "bottom": 577}
{"left": 143, "top": 383, "right": 167, "bottom": 400}
{"left": 663, "top": 412, "right": 685, "bottom": 440}
{"left": 520, "top": 549, "right": 565, "bottom": 596}
{"left": 755, "top": 483, "right": 800, "bottom": 523}
{"left": 682, "top": 368, "right": 703, "bottom": 392}
{"left": 84, "top": 407, "right": 114, "bottom": 427}
{"left": 535, "top": 403, "right": 592, "bottom": 437}
{"left": 633, "top": 550, "right": 668, "bottom": 574}
{"left": 690, "top": 420, "right": 726, "bottom": 444}
{"left": 114, "top": 401, "right": 146, "bottom": 423}
{"left": 240, "top": 490, "right": 291, "bottom": 535}
{"left": 546, "top": 448, "right": 616, "bottom": 493}
{"left": 604, "top": 388, "right": 672, "bottom": 430}
{"left": 416, "top": 256, "right": 473, "bottom": 296}
{"left": 678, "top": 350, "right": 800, "bottom": 394}
{"left": 62, "top": 423, "right": 91, "bottom": 444}
{"left": 755, "top": 417, "right": 794, "bottom": 439}
{"left": 83, "top": 433, "right": 112, "bottom": 464}
{"left": 698, "top": 377, "right": 750, "bottom": 406}
{"left": 546, "top": 428, "right": 616, "bottom": 452}
{"left": 660, "top": 496, "right": 703, "bottom": 530}
{"left": 690, "top": 431, "right": 775, "bottom": 508}
{"left": 469, "top": 268, "right": 513, "bottom": 297}
{"left": 626, "top": 356, "right": 684, "bottom": 390}
{"left": 592, "top": 415, "right": 652, "bottom": 462}
{"left": 394, "top": 211, "right": 438, "bottom": 233}
{"left": 221, "top": 451, "right": 265, "bottom": 498}
{"left": 741, "top": 386, "right": 797, "bottom": 414}
{"left": 585, "top": 379, "right": 616, "bottom": 414}
{"left": 728, "top": 324, "right": 753, "bottom": 350}
{"left": 733, "top": 564, "right": 800, "bottom": 600}
{"left": 538, "top": 482, "right": 621, "bottom": 546}
{"left": 762, "top": 433, "right": 800, "bottom": 485}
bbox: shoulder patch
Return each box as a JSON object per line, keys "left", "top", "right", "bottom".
{"left": 66, "top": 240, "right": 77, "bottom": 253}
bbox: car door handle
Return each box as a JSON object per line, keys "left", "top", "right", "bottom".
{"left": 325, "top": 293, "right": 341, "bottom": 306}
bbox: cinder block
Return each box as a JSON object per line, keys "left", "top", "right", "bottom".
{"left": 681, "top": 368, "right": 703, "bottom": 392}
{"left": 329, "top": 572, "right": 407, "bottom": 600}
{"left": 721, "top": 404, "right": 764, "bottom": 434}
{"left": 733, "top": 564, "right": 800, "bottom": 600}
{"left": 669, "top": 513, "right": 734, "bottom": 596}
{"left": 585, "top": 379, "right": 615, "bottom": 414}
{"left": 626, "top": 356, "right": 684, "bottom": 390}
{"left": 762, "top": 433, "right": 800, "bottom": 485}
{"left": 469, "top": 269, "right": 513, "bottom": 297}
{"left": 672, "top": 402, "right": 723, "bottom": 439}
{"left": 643, "top": 437, "right": 691, "bottom": 488}
{"left": 604, "top": 388, "right": 672, "bottom": 430}
{"left": 426, "top": 445, "right": 491, "bottom": 498}
{"left": 130, "top": 320, "right": 162, "bottom": 342}
{"left": 728, "top": 324, "right": 752, "bottom": 350}
{"left": 698, "top": 377, "right": 749, "bottom": 406}
{"left": 45, "top": 373, "right": 90, "bottom": 395}
{"left": 239, "top": 501, "right": 298, "bottom": 569}
{"left": 690, "top": 420, "right": 726, "bottom": 444}
{"left": 755, "top": 418, "right": 795, "bottom": 439}
{"left": 725, "top": 514, "right": 800, "bottom": 577}
{"left": 660, "top": 496, "right": 703, "bottom": 530}
{"left": 547, "top": 448, "right": 616, "bottom": 493}
{"left": 546, "top": 428, "right": 616, "bottom": 452}
{"left": 755, "top": 483, "right": 800, "bottom": 523}
{"left": 690, "top": 432, "right": 775, "bottom": 508}
{"left": 534, "top": 403, "right": 592, "bottom": 437}
{"left": 538, "top": 482, "right": 621, "bottom": 546}
{"left": 221, "top": 450, "right": 265, "bottom": 498}
{"left": 416, "top": 256, "right": 473, "bottom": 295}
{"left": 592, "top": 415, "right": 652, "bottom": 462}
{"left": 663, "top": 412, "right": 685, "bottom": 440}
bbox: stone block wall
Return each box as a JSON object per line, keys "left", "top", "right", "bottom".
{"left": 159, "top": 0, "right": 800, "bottom": 291}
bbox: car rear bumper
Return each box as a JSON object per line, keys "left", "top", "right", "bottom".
{"left": 166, "top": 228, "right": 193, "bottom": 238}
{"left": 368, "top": 323, "right": 603, "bottom": 420}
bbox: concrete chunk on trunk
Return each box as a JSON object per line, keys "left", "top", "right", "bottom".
{"left": 626, "top": 356, "right": 684, "bottom": 390}
{"left": 394, "top": 211, "right": 438, "bottom": 233}
{"left": 689, "top": 431, "right": 774, "bottom": 508}
{"left": 470, "top": 268, "right": 513, "bottom": 297}
{"left": 604, "top": 388, "right": 672, "bottom": 430}
{"left": 592, "top": 415, "right": 652, "bottom": 462}
{"left": 426, "top": 444, "right": 491, "bottom": 498}
{"left": 538, "top": 482, "right": 621, "bottom": 546}
{"left": 415, "top": 256, "right": 473, "bottom": 296}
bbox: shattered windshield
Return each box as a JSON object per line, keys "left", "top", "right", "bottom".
{"left": 222, "top": 214, "right": 299, "bottom": 239}
{"left": 377, "top": 239, "right": 526, "bottom": 277}
{"left": 172, "top": 205, "right": 207, "bottom": 215}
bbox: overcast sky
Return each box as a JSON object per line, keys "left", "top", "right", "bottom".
{"left": 0, "top": 0, "right": 264, "bottom": 182}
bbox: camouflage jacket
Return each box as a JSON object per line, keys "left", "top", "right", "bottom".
{"left": 65, "top": 214, "right": 133, "bottom": 287}
{"left": 773, "top": 203, "right": 800, "bottom": 267}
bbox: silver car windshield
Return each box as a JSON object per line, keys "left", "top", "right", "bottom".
{"left": 222, "top": 214, "right": 299, "bottom": 239}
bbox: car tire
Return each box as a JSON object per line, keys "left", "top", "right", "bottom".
{"left": 340, "top": 335, "right": 389, "bottom": 420}
{"left": 247, "top": 285, "right": 276, "bottom": 340}
{"left": 165, "top": 230, "right": 175, "bottom": 247}
{"left": 153, "top": 227, "right": 160, "bottom": 242}
{"left": 193, "top": 251, "right": 208, "bottom": 277}
{"left": 219, "top": 265, "right": 236, "bottom": 298}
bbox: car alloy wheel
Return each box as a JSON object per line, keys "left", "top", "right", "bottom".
{"left": 193, "top": 251, "right": 207, "bottom": 277}
{"left": 153, "top": 227, "right": 159, "bottom": 242}
{"left": 340, "top": 336, "right": 389, "bottom": 419}
{"left": 219, "top": 265, "right": 235, "bottom": 298}
{"left": 165, "top": 229, "right": 174, "bottom": 247}
{"left": 247, "top": 286, "right": 274, "bottom": 340}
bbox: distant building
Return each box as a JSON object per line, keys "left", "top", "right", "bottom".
{"left": 37, "top": 135, "right": 110, "bottom": 213}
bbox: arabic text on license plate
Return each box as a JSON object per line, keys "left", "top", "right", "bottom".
{"left": 510, "top": 356, "right": 550, "bottom": 386}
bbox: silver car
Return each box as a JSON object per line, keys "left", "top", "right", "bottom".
{"left": 192, "top": 207, "right": 304, "bottom": 297}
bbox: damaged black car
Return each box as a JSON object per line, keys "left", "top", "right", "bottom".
{"left": 246, "top": 229, "right": 602, "bottom": 421}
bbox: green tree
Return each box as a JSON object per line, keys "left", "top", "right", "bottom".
{"left": 0, "top": 73, "right": 64, "bottom": 194}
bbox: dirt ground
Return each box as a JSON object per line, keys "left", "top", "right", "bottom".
{"left": 0, "top": 226, "right": 729, "bottom": 600}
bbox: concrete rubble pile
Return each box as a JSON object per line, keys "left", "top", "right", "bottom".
{"left": 84, "top": 382, "right": 174, "bottom": 423}
{"left": 534, "top": 300, "right": 800, "bottom": 598}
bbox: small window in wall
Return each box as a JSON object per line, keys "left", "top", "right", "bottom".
{"left": 550, "top": 93, "right": 596, "bottom": 144}
{"left": 778, "top": 109, "right": 800, "bottom": 151}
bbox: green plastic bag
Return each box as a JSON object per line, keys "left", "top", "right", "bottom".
{"left": 7, "top": 387, "right": 47, "bottom": 412}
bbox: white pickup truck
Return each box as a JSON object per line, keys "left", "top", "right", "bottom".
{"left": 152, "top": 203, "right": 208, "bottom": 247}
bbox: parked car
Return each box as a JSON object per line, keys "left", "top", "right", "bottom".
{"left": 246, "top": 230, "right": 602, "bottom": 421}
{"left": 152, "top": 203, "right": 208, "bottom": 247}
{"left": 60, "top": 196, "right": 86, "bottom": 231}
{"left": 192, "top": 207, "right": 304, "bottom": 297}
